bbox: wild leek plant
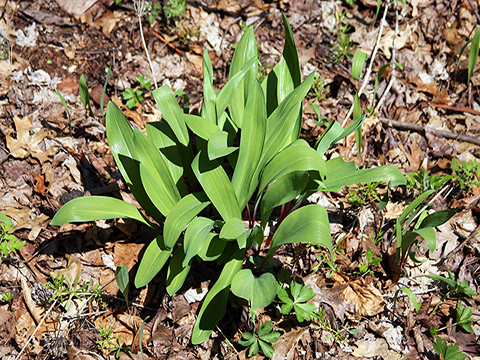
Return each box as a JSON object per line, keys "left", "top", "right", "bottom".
{"left": 51, "top": 15, "right": 405, "bottom": 344}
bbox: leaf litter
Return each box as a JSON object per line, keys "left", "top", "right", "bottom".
{"left": 0, "top": 0, "right": 480, "bottom": 359}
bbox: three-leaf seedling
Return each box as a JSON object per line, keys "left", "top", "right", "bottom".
{"left": 238, "top": 321, "right": 280, "bottom": 358}
{"left": 122, "top": 75, "right": 152, "bottom": 109}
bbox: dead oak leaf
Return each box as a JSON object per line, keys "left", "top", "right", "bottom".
{"left": 6, "top": 115, "right": 56, "bottom": 164}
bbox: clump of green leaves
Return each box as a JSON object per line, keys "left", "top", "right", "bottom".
{"left": 355, "top": 247, "right": 382, "bottom": 277}
{"left": 96, "top": 325, "right": 131, "bottom": 358}
{"left": 239, "top": 321, "right": 280, "bottom": 358}
{"left": 0, "top": 212, "right": 24, "bottom": 265}
{"left": 432, "top": 337, "right": 466, "bottom": 360}
{"left": 163, "top": 0, "right": 186, "bottom": 19}
{"left": 310, "top": 73, "right": 329, "bottom": 100}
{"left": 51, "top": 15, "right": 405, "bottom": 351}
{"left": 277, "top": 277, "right": 316, "bottom": 322}
{"left": 451, "top": 157, "right": 480, "bottom": 190}
{"left": 406, "top": 167, "right": 452, "bottom": 192}
{"left": 347, "top": 181, "right": 381, "bottom": 206}
{"left": 312, "top": 308, "right": 361, "bottom": 347}
{"left": 1, "top": 292, "right": 13, "bottom": 302}
{"left": 122, "top": 75, "right": 152, "bottom": 109}
{"left": 330, "top": 10, "right": 356, "bottom": 63}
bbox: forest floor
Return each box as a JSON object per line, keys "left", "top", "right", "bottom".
{"left": 1, "top": 0, "right": 480, "bottom": 359}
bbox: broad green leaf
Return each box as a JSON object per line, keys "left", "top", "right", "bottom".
{"left": 50, "top": 196, "right": 150, "bottom": 226}
{"left": 166, "top": 246, "right": 191, "bottom": 295}
{"left": 207, "top": 130, "right": 238, "bottom": 160}
{"left": 261, "top": 171, "right": 309, "bottom": 228}
{"left": 433, "top": 338, "right": 466, "bottom": 360}
{"left": 134, "top": 236, "right": 172, "bottom": 288}
{"left": 259, "top": 140, "right": 325, "bottom": 192}
{"left": 456, "top": 302, "right": 474, "bottom": 333}
{"left": 231, "top": 80, "right": 266, "bottom": 208}
{"left": 164, "top": 193, "right": 210, "bottom": 249}
{"left": 231, "top": 269, "right": 277, "bottom": 309}
{"left": 146, "top": 122, "right": 184, "bottom": 186}
{"left": 192, "top": 151, "right": 241, "bottom": 221}
{"left": 198, "top": 233, "right": 227, "bottom": 262}
{"left": 418, "top": 210, "right": 456, "bottom": 229}
{"left": 219, "top": 217, "right": 246, "bottom": 241}
{"left": 258, "top": 340, "right": 275, "bottom": 358}
{"left": 420, "top": 273, "right": 457, "bottom": 290}
{"left": 261, "top": 71, "right": 316, "bottom": 165}
{"left": 183, "top": 217, "right": 214, "bottom": 266}
{"left": 115, "top": 263, "right": 129, "bottom": 306}
{"left": 281, "top": 13, "right": 301, "bottom": 89}
{"left": 266, "top": 205, "right": 331, "bottom": 261}
{"left": 139, "top": 163, "right": 177, "bottom": 218}
{"left": 201, "top": 50, "right": 217, "bottom": 123}
{"left": 184, "top": 114, "right": 220, "bottom": 140}
{"left": 0, "top": 212, "right": 12, "bottom": 225}
{"left": 229, "top": 26, "right": 258, "bottom": 128}
{"left": 152, "top": 85, "right": 189, "bottom": 146}
{"left": 216, "top": 56, "right": 256, "bottom": 120}
{"left": 191, "top": 248, "right": 245, "bottom": 344}
{"left": 351, "top": 51, "right": 367, "bottom": 80}
{"left": 318, "top": 157, "right": 406, "bottom": 192}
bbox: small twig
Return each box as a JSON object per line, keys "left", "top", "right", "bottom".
{"left": 342, "top": 1, "right": 391, "bottom": 127}
{"left": 436, "top": 222, "right": 480, "bottom": 267}
{"left": 151, "top": 30, "right": 183, "bottom": 55}
{"left": 467, "top": 0, "right": 480, "bottom": 24}
{"left": 379, "top": 116, "right": 480, "bottom": 146}
{"left": 134, "top": 0, "right": 158, "bottom": 89}
{"left": 14, "top": 299, "right": 59, "bottom": 360}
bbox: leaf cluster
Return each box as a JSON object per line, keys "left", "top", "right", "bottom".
{"left": 277, "top": 277, "right": 316, "bottom": 322}
{"left": 238, "top": 321, "right": 280, "bottom": 358}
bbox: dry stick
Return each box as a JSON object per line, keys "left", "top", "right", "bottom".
{"left": 135, "top": 0, "right": 158, "bottom": 89}
{"left": 375, "top": 1, "right": 400, "bottom": 113}
{"left": 14, "top": 298, "right": 59, "bottom": 360}
{"left": 341, "top": 1, "right": 391, "bottom": 127}
{"left": 379, "top": 116, "right": 480, "bottom": 146}
{"left": 467, "top": 0, "right": 480, "bottom": 24}
{"left": 436, "top": 222, "right": 480, "bottom": 267}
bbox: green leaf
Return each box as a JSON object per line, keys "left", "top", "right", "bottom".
{"left": 191, "top": 248, "right": 245, "bottom": 344}
{"left": 201, "top": 50, "right": 217, "bottom": 123}
{"left": 183, "top": 217, "right": 214, "bottom": 266}
{"left": 231, "top": 269, "right": 277, "bottom": 309}
{"left": 228, "top": 26, "right": 258, "bottom": 128}
{"left": 248, "top": 339, "right": 260, "bottom": 357}
{"left": 79, "top": 74, "right": 94, "bottom": 118}
{"left": 259, "top": 329, "right": 280, "bottom": 344}
{"left": 231, "top": 80, "right": 267, "bottom": 209}
{"left": 266, "top": 205, "right": 331, "bottom": 261}
{"left": 50, "top": 196, "right": 150, "bottom": 226}
{"left": 394, "top": 286, "right": 421, "bottom": 313}
{"left": 456, "top": 302, "right": 474, "bottom": 333}
{"left": 261, "top": 171, "right": 309, "bottom": 228}
{"left": 238, "top": 332, "right": 256, "bottom": 347}
{"left": 101, "top": 66, "right": 112, "bottom": 116}
{"left": 115, "top": 264, "right": 129, "bottom": 306}
{"left": 319, "top": 157, "right": 406, "bottom": 192}
{"left": 192, "top": 150, "right": 241, "bottom": 221}
{"left": 184, "top": 114, "right": 220, "bottom": 140}
{"left": 207, "top": 130, "right": 238, "bottom": 160}
{"left": 420, "top": 273, "right": 457, "bottom": 290}
{"left": 166, "top": 246, "right": 191, "bottom": 295}
{"left": 134, "top": 236, "right": 172, "bottom": 288}
{"left": 281, "top": 13, "right": 302, "bottom": 88}
{"left": 468, "top": 28, "right": 480, "bottom": 85}
{"left": 258, "top": 340, "right": 275, "bottom": 358}
{"left": 351, "top": 51, "right": 367, "bottom": 80}
{"left": 219, "top": 217, "right": 247, "bottom": 241}
{"left": 164, "top": 193, "right": 210, "bottom": 249}
{"left": 433, "top": 337, "right": 466, "bottom": 360}
{"left": 197, "top": 233, "right": 227, "bottom": 262}
{"left": 353, "top": 93, "right": 362, "bottom": 160}
{"left": 259, "top": 139, "right": 325, "bottom": 193}
{"left": 0, "top": 212, "right": 12, "bottom": 225}
{"left": 152, "top": 85, "right": 189, "bottom": 146}
{"left": 418, "top": 210, "right": 455, "bottom": 229}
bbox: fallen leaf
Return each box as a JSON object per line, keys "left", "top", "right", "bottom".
{"left": 272, "top": 327, "right": 310, "bottom": 360}
{"left": 53, "top": 254, "right": 82, "bottom": 285}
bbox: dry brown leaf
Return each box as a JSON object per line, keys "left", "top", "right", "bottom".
{"left": 6, "top": 115, "right": 56, "bottom": 163}
{"left": 53, "top": 254, "right": 82, "bottom": 285}
{"left": 0, "top": 308, "right": 15, "bottom": 346}
{"left": 2, "top": 207, "right": 49, "bottom": 231}
{"left": 272, "top": 327, "right": 310, "bottom": 360}
{"left": 116, "top": 313, "right": 143, "bottom": 332}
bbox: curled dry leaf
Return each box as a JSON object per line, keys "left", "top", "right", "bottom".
{"left": 53, "top": 254, "right": 81, "bottom": 285}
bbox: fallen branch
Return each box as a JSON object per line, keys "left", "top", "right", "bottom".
{"left": 379, "top": 116, "right": 480, "bottom": 146}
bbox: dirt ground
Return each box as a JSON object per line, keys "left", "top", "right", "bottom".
{"left": 1, "top": 0, "right": 480, "bottom": 359}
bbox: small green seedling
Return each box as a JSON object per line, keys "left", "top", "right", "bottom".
{"left": 310, "top": 73, "right": 329, "bottom": 100}
{"left": 457, "top": 27, "right": 480, "bottom": 85}
{"left": 122, "top": 75, "right": 151, "bottom": 109}
{"left": 55, "top": 89, "right": 73, "bottom": 133}
{"left": 420, "top": 269, "right": 476, "bottom": 298}
{"left": 0, "top": 212, "right": 24, "bottom": 265}
{"left": 455, "top": 302, "right": 475, "bottom": 333}
{"left": 148, "top": 3, "right": 161, "bottom": 24}
{"left": 277, "top": 277, "right": 316, "bottom": 322}
{"left": 238, "top": 320, "right": 280, "bottom": 358}
{"left": 347, "top": 181, "right": 381, "bottom": 206}
{"left": 109, "top": 335, "right": 131, "bottom": 359}
{"left": 79, "top": 74, "right": 95, "bottom": 118}
{"left": 163, "top": 0, "right": 187, "bottom": 19}
{"left": 96, "top": 324, "right": 115, "bottom": 350}
{"left": 1, "top": 292, "right": 13, "bottom": 302}
{"left": 451, "top": 157, "right": 480, "bottom": 190}
{"left": 355, "top": 247, "right": 382, "bottom": 277}
{"left": 432, "top": 337, "right": 466, "bottom": 360}
{"left": 406, "top": 167, "right": 452, "bottom": 192}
